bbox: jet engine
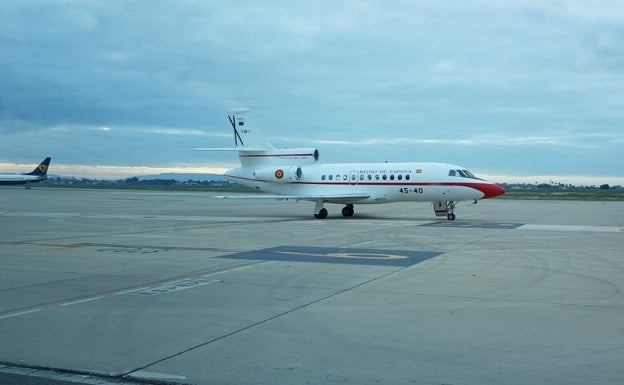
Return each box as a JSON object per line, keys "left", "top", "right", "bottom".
{"left": 255, "top": 166, "right": 303, "bottom": 183}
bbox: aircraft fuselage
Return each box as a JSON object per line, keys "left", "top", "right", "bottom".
{"left": 225, "top": 161, "right": 504, "bottom": 204}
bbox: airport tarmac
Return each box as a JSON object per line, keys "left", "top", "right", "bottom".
{"left": 0, "top": 187, "right": 622, "bottom": 385}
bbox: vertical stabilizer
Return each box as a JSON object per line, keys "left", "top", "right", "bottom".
{"left": 228, "top": 109, "right": 275, "bottom": 152}
{"left": 226, "top": 109, "right": 319, "bottom": 169}
{"left": 26, "top": 157, "right": 51, "bottom": 176}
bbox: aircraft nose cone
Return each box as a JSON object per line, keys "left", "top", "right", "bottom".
{"left": 481, "top": 183, "right": 506, "bottom": 198}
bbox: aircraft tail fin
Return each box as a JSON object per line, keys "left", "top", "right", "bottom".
{"left": 195, "top": 110, "right": 319, "bottom": 169}
{"left": 227, "top": 109, "right": 319, "bottom": 168}
{"left": 228, "top": 109, "right": 275, "bottom": 152}
{"left": 25, "top": 157, "right": 51, "bottom": 176}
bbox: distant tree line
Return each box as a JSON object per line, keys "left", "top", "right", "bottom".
{"left": 499, "top": 182, "right": 620, "bottom": 190}
{"left": 43, "top": 176, "right": 234, "bottom": 187}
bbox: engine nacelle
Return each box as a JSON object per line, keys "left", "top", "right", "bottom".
{"left": 255, "top": 166, "right": 303, "bottom": 183}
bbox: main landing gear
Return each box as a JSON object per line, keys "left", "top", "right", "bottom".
{"left": 314, "top": 208, "right": 328, "bottom": 219}
{"left": 314, "top": 201, "right": 328, "bottom": 219}
{"left": 341, "top": 204, "right": 354, "bottom": 217}
{"left": 313, "top": 201, "right": 354, "bottom": 219}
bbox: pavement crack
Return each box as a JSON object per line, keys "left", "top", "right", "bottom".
{"left": 123, "top": 266, "right": 408, "bottom": 377}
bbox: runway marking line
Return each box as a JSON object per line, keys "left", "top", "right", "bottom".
{"left": 116, "top": 287, "right": 151, "bottom": 295}
{"left": 203, "top": 271, "right": 228, "bottom": 276}
{"left": 421, "top": 221, "right": 524, "bottom": 229}
{"left": 519, "top": 224, "right": 623, "bottom": 233}
{"left": 0, "top": 260, "right": 264, "bottom": 320}
{"left": 128, "top": 370, "right": 187, "bottom": 380}
{"left": 0, "top": 309, "right": 42, "bottom": 320}
{"left": 61, "top": 296, "right": 103, "bottom": 306}
{"left": 131, "top": 278, "right": 222, "bottom": 296}
{"left": 219, "top": 246, "right": 442, "bottom": 267}
{"left": 275, "top": 250, "right": 408, "bottom": 260}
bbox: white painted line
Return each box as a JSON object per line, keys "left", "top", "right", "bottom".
{"left": 129, "top": 370, "right": 187, "bottom": 380}
{"left": 0, "top": 365, "right": 129, "bottom": 385}
{"left": 61, "top": 296, "right": 103, "bottom": 306}
{"left": 132, "top": 279, "right": 222, "bottom": 296}
{"left": 203, "top": 270, "right": 228, "bottom": 277}
{"left": 0, "top": 309, "right": 42, "bottom": 320}
{"left": 519, "top": 224, "right": 621, "bottom": 233}
{"left": 232, "top": 265, "right": 252, "bottom": 271}
{"left": 116, "top": 286, "right": 151, "bottom": 295}
{"left": 350, "top": 240, "right": 377, "bottom": 247}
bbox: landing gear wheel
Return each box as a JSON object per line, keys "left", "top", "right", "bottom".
{"left": 447, "top": 213, "right": 456, "bottom": 221}
{"left": 341, "top": 205, "right": 354, "bottom": 217}
{"left": 314, "top": 208, "right": 328, "bottom": 219}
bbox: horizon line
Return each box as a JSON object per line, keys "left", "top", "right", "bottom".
{"left": 4, "top": 163, "right": 617, "bottom": 187}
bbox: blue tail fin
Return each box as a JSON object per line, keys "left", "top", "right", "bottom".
{"left": 26, "top": 157, "right": 51, "bottom": 176}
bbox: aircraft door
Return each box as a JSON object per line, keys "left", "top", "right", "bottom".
{"left": 349, "top": 171, "right": 359, "bottom": 186}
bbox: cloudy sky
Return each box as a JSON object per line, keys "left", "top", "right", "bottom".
{"left": 1, "top": 1, "right": 623, "bottom": 184}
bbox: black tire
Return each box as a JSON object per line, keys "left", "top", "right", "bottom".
{"left": 342, "top": 206, "right": 354, "bottom": 217}
{"left": 314, "top": 208, "right": 328, "bottom": 219}
{"left": 447, "top": 213, "right": 456, "bottom": 221}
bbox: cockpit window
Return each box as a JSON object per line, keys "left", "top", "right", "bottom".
{"left": 449, "top": 169, "right": 479, "bottom": 179}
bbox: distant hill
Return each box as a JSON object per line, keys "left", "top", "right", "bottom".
{"left": 137, "top": 173, "right": 226, "bottom": 182}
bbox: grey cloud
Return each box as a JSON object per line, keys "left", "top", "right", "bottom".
{"left": 1, "top": 1, "right": 623, "bottom": 178}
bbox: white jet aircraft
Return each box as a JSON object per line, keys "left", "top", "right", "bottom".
{"left": 197, "top": 110, "right": 504, "bottom": 219}
{"left": 0, "top": 157, "right": 51, "bottom": 187}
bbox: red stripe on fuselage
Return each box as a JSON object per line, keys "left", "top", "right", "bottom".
{"left": 225, "top": 176, "right": 505, "bottom": 199}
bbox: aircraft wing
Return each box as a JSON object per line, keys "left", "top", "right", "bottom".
{"left": 214, "top": 193, "right": 370, "bottom": 202}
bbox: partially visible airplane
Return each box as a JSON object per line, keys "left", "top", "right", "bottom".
{"left": 0, "top": 157, "right": 52, "bottom": 187}
{"left": 196, "top": 110, "right": 504, "bottom": 219}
